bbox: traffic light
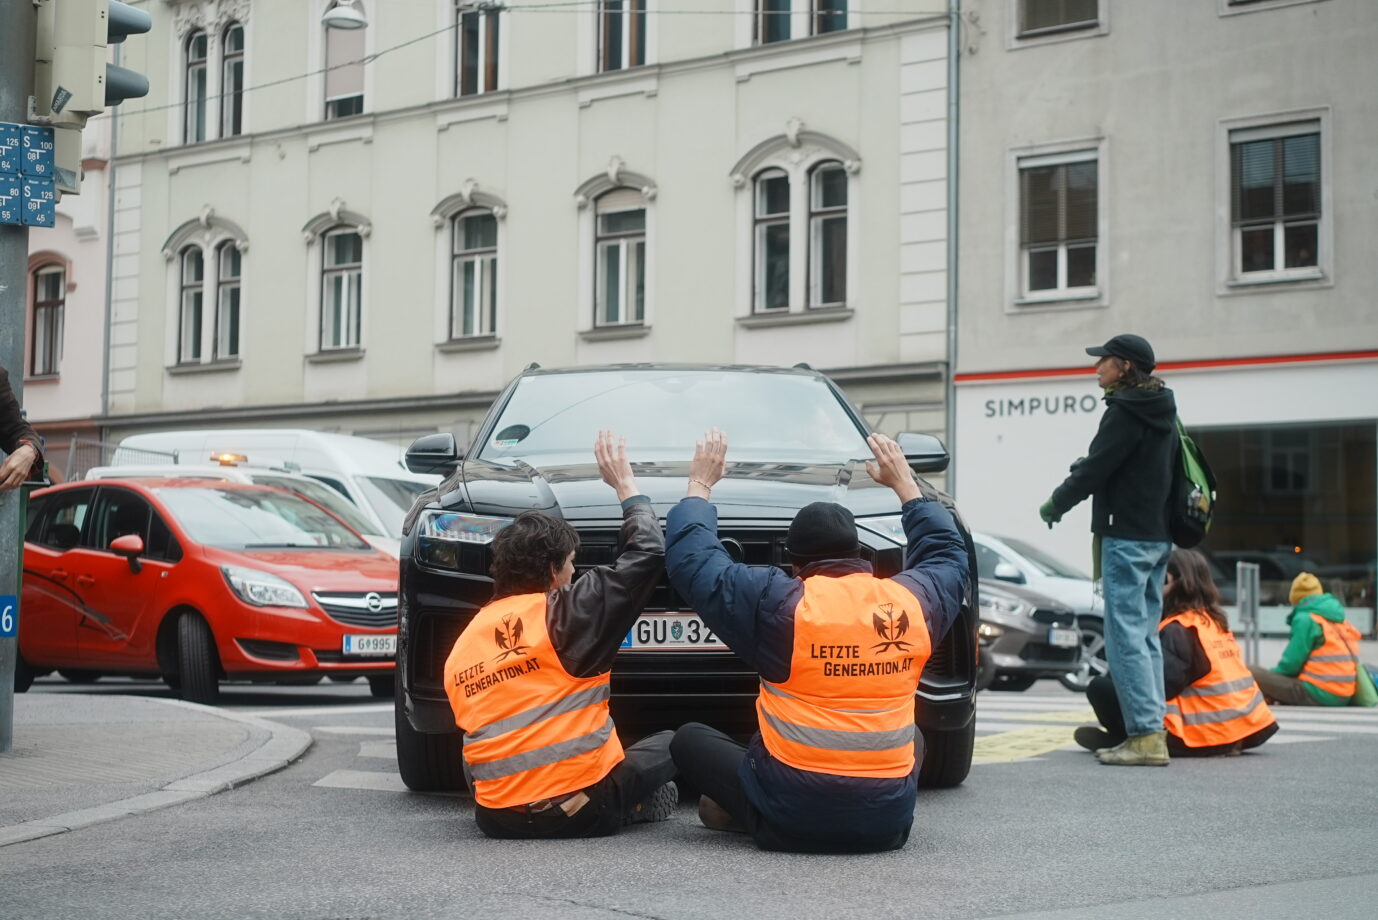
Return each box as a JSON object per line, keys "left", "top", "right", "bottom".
{"left": 34, "top": 0, "right": 151, "bottom": 120}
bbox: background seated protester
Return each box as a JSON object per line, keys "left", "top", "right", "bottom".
{"left": 444, "top": 430, "right": 676, "bottom": 839}
{"left": 666, "top": 429, "right": 968, "bottom": 853}
{"left": 1076, "top": 548, "right": 1277, "bottom": 760}
{"left": 1250, "top": 573, "right": 1364, "bottom": 707}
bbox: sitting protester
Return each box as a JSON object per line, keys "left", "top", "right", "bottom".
{"left": 1076, "top": 548, "right": 1277, "bottom": 759}
{"left": 1250, "top": 572, "right": 1363, "bottom": 706}
{"left": 444, "top": 430, "right": 677, "bottom": 839}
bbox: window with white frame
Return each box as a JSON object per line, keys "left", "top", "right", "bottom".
{"left": 754, "top": 169, "right": 791, "bottom": 311}
{"left": 1231, "top": 123, "right": 1320, "bottom": 278}
{"left": 221, "top": 23, "right": 245, "bottom": 138}
{"left": 321, "top": 229, "right": 363, "bottom": 349}
{"left": 599, "top": 0, "right": 646, "bottom": 72}
{"left": 215, "top": 242, "right": 241, "bottom": 359}
{"left": 754, "top": 1, "right": 847, "bottom": 45}
{"left": 184, "top": 31, "right": 209, "bottom": 143}
{"left": 178, "top": 248, "right": 206, "bottom": 363}
{"left": 457, "top": 3, "right": 500, "bottom": 96}
{"left": 324, "top": 6, "right": 365, "bottom": 118}
{"left": 451, "top": 210, "right": 498, "bottom": 338}
{"left": 808, "top": 161, "right": 847, "bottom": 307}
{"left": 594, "top": 190, "right": 646, "bottom": 326}
{"left": 1018, "top": 152, "right": 1098, "bottom": 298}
{"left": 1017, "top": 0, "right": 1099, "bottom": 36}
{"left": 30, "top": 265, "right": 64, "bottom": 377}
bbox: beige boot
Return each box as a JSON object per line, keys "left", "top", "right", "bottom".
{"left": 1095, "top": 731, "right": 1170, "bottom": 766}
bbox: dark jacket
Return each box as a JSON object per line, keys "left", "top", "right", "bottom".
{"left": 665, "top": 494, "right": 968, "bottom": 845}
{"left": 1, "top": 365, "right": 42, "bottom": 463}
{"left": 1160, "top": 621, "right": 1210, "bottom": 699}
{"left": 544, "top": 496, "right": 665, "bottom": 678}
{"left": 1050, "top": 385, "right": 1177, "bottom": 541}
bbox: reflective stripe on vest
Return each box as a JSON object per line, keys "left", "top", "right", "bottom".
{"left": 1161, "top": 610, "right": 1275, "bottom": 748}
{"left": 444, "top": 593, "right": 624, "bottom": 809}
{"left": 1297, "top": 614, "right": 1360, "bottom": 698}
{"left": 757, "top": 572, "right": 931, "bottom": 779}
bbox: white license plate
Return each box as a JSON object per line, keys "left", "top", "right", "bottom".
{"left": 1047, "top": 627, "right": 1080, "bottom": 649}
{"left": 342, "top": 634, "right": 397, "bottom": 656}
{"left": 621, "top": 613, "right": 726, "bottom": 651}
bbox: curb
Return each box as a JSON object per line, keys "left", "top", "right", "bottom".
{"left": 0, "top": 698, "right": 312, "bottom": 848}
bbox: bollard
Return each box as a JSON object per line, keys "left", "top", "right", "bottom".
{"left": 1236, "top": 562, "right": 1261, "bottom": 668}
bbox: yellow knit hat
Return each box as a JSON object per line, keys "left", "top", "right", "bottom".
{"left": 1289, "top": 572, "right": 1322, "bottom": 606}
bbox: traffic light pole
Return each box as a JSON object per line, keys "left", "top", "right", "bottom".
{"left": 0, "top": 0, "right": 38, "bottom": 753}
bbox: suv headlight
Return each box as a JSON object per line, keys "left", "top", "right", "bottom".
{"left": 416, "top": 509, "right": 515, "bottom": 570}
{"left": 856, "top": 514, "right": 905, "bottom": 545}
{"left": 222, "top": 565, "right": 308, "bottom": 608}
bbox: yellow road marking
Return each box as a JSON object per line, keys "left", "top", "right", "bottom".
{"left": 972, "top": 726, "right": 1078, "bottom": 763}
{"left": 1009, "top": 709, "right": 1097, "bottom": 724}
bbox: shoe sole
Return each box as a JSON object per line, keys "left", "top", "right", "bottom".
{"left": 624, "top": 783, "right": 678, "bottom": 825}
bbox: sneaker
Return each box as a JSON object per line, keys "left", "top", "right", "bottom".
{"left": 1096, "top": 731, "right": 1170, "bottom": 766}
{"left": 1073, "top": 726, "right": 1116, "bottom": 752}
{"left": 697, "top": 795, "right": 745, "bottom": 833}
{"left": 624, "top": 782, "right": 678, "bottom": 825}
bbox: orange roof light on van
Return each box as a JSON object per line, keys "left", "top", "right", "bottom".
{"left": 211, "top": 452, "right": 249, "bottom": 466}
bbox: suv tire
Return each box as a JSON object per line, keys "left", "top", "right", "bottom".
{"left": 918, "top": 720, "right": 976, "bottom": 789}
{"left": 395, "top": 682, "right": 467, "bottom": 792}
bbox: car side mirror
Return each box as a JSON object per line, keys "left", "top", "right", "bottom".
{"left": 992, "top": 561, "right": 1024, "bottom": 584}
{"left": 110, "top": 533, "right": 145, "bottom": 574}
{"left": 895, "top": 432, "right": 950, "bottom": 474}
{"left": 406, "top": 433, "right": 462, "bottom": 475}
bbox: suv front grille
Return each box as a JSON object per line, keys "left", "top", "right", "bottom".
{"left": 313, "top": 591, "right": 399, "bottom": 629}
{"left": 1030, "top": 607, "right": 1075, "bottom": 627}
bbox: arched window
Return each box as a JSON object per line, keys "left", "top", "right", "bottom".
{"left": 184, "top": 30, "right": 209, "bottom": 143}
{"left": 451, "top": 210, "right": 498, "bottom": 339}
{"left": 178, "top": 247, "right": 206, "bottom": 363}
{"left": 324, "top": 2, "right": 365, "bottom": 118}
{"left": 215, "top": 242, "right": 242, "bottom": 359}
{"left": 30, "top": 264, "right": 65, "bottom": 377}
{"left": 808, "top": 161, "right": 847, "bottom": 307}
{"left": 754, "top": 169, "right": 790, "bottom": 312}
{"left": 321, "top": 228, "right": 363, "bottom": 349}
{"left": 221, "top": 23, "right": 245, "bottom": 137}
{"left": 594, "top": 188, "right": 646, "bottom": 326}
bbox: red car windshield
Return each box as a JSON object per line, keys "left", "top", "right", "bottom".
{"left": 155, "top": 487, "right": 369, "bottom": 551}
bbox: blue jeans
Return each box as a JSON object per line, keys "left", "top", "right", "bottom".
{"left": 1100, "top": 536, "right": 1172, "bottom": 736}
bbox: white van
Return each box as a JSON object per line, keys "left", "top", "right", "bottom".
{"left": 111, "top": 429, "right": 440, "bottom": 542}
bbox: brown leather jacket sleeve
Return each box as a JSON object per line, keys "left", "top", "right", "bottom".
{"left": 0, "top": 365, "right": 42, "bottom": 459}
{"left": 546, "top": 498, "right": 665, "bottom": 679}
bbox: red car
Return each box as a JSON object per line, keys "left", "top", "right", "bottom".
{"left": 14, "top": 479, "right": 399, "bottom": 702}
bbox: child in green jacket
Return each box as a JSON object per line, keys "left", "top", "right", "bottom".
{"left": 1249, "top": 573, "right": 1361, "bottom": 706}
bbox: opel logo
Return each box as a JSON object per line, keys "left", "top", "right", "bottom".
{"left": 365, "top": 592, "right": 384, "bottom": 613}
{"left": 719, "top": 538, "right": 745, "bottom": 563}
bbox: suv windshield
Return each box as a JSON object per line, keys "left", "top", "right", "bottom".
{"left": 155, "top": 487, "right": 369, "bottom": 551}
{"left": 999, "top": 536, "right": 1089, "bottom": 580}
{"left": 480, "top": 370, "right": 868, "bottom": 463}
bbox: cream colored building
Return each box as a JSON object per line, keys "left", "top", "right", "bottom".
{"left": 103, "top": 1, "right": 955, "bottom": 453}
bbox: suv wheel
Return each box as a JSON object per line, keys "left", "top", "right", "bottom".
{"left": 917, "top": 721, "right": 975, "bottom": 789}
{"left": 394, "top": 682, "right": 467, "bottom": 792}
{"left": 1058, "top": 617, "right": 1107, "bottom": 693}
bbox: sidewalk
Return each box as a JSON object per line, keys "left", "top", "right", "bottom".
{"left": 0, "top": 692, "right": 311, "bottom": 847}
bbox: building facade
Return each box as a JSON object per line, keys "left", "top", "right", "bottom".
{"left": 954, "top": 0, "right": 1378, "bottom": 631}
{"left": 102, "top": 1, "right": 955, "bottom": 459}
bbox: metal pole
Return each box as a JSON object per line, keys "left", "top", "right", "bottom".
{"left": 0, "top": 0, "right": 38, "bottom": 753}
{"left": 1238, "top": 561, "right": 1261, "bottom": 668}
{"left": 943, "top": 0, "right": 961, "bottom": 497}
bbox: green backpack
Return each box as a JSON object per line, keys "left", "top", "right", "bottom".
{"left": 1168, "top": 417, "right": 1217, "bottom": 549}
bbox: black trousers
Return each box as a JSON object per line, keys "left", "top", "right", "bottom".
{"left": 473, "top": 730, "right": 676, "bottom": 839}
{"left": 1087, "top": 676, "right": 1277, "bottom": 757}
{"left": 669, "top": 722, "right": 913, "bottom": 853}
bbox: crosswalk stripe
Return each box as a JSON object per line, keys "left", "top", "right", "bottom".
{"left": 240, "top": 703, "right": 393, "bottom": 718}
{"left": 315, "top": 726, "right": 397, "bottom": 736}
{"left": 358, "top": 741, "right": 396, "bottom": 759}
{"left": 313, "top": 769, "right": 410, "bottom": 792}
{"left": 972, "top": 726, "right": 1077, "bottom": 763}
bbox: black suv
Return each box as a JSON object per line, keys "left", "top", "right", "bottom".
{"left": 394, "top": 364, "right": 980, "bottom": 791}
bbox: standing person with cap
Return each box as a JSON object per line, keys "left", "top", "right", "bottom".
{"left": 665, "top": 428, "right": 968, "bottom": 853}
{"left": 0, "top": 364, "right": 44, "bottom": 491}
{"left": 1040, "top": 334, "right": 1179, "bottom": 766}
{"left": 1249, "top": 573, "right": 1363, "bottom": 706}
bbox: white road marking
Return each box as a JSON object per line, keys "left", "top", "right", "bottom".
{"left": 315, "top": 726, "right": 397, "bottom": 736}
{"left": 313, "top": 769, "right": 410, "bottom": 792}
{"left": 358, "top": 741, "right": 396, "bottom": 759}
{"left": 239, "top": 703, "right": 393, "bottom": 718}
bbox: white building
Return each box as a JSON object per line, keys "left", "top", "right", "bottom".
{"left": 954, "top": 0, "right": 1378, "bottom": 631}
{"left": 101, "top": 1, "right": 956, "bottom": 457}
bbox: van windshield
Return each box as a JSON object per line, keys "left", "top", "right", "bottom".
{"left": 155, "top": 487, "right": 369, "bottom": 551}
{"left": 354, "top": 476, "right": 430, "bottom": 537}
{"left": 249, "top": 474, "right": 378, "bottom": 536}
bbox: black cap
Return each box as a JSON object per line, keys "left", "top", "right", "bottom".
{"left": 786, "top": 502, "right": 859, "bottom": 563}
{"left": 1086, "top": 334, "right": 1155, "bottom": 372}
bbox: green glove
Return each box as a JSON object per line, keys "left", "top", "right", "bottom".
{"left": 1039, "top": 499, "right": 1062, "bottom": 527}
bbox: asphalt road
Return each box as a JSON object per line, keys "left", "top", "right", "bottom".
{"left": 3, "top": 677, "right": 1375, "bottom": 920}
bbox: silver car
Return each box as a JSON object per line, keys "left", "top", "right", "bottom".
{"left": 975, "top": 580, "right": 1081, "bottom": 692}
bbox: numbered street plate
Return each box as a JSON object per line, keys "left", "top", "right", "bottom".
{"left": 342, "top": 634, "right": 397, "bottom": 656}
{"left": 621, "top": 613, "right": 725, "bottom": 651}
{"left": 1047, "top": 627, "right": 1081, "bottom": 649}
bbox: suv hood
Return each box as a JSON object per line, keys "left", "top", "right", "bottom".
{"left": 446, "top": 456, "right": 911, "bottom": 521}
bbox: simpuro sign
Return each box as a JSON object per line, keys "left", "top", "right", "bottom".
{"left": 982, "top": 392, "right": 1103, "bottom": 418}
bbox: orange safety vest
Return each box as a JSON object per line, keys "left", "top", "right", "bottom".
{"left": 1298, "top": 613, "right": 1362, "bottom": 699}
{"left": 444, "top": 593, "right": 624, "bottom": 809}
{"left": 757, "top": 573, "right": 931, "bottom": 779}
{"left": 1161, "top": 610, "right": 1275, "bottom": 748}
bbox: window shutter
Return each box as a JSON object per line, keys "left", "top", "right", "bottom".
{"left": 596, "top": 187, "right": 643, "bottom": 212}
{"left": 325, "top": 25, "right": 365, "bottom": 99}
{"left": 1281, "top": 134, "right": 1319, "bottom": 218}
{"left": 1063, "top": 161, "right": 1097, "bottom": 242}
{"left": 1021, "top": 166, "right": 1060, "bottom": 245}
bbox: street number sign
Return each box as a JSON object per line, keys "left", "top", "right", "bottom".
{"left": 1, "top": 596, "right": 17, "bottom": 638}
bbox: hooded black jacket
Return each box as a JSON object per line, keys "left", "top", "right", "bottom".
{"left": 1050, "top": 385, "right": 1177, "bottom": 541}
